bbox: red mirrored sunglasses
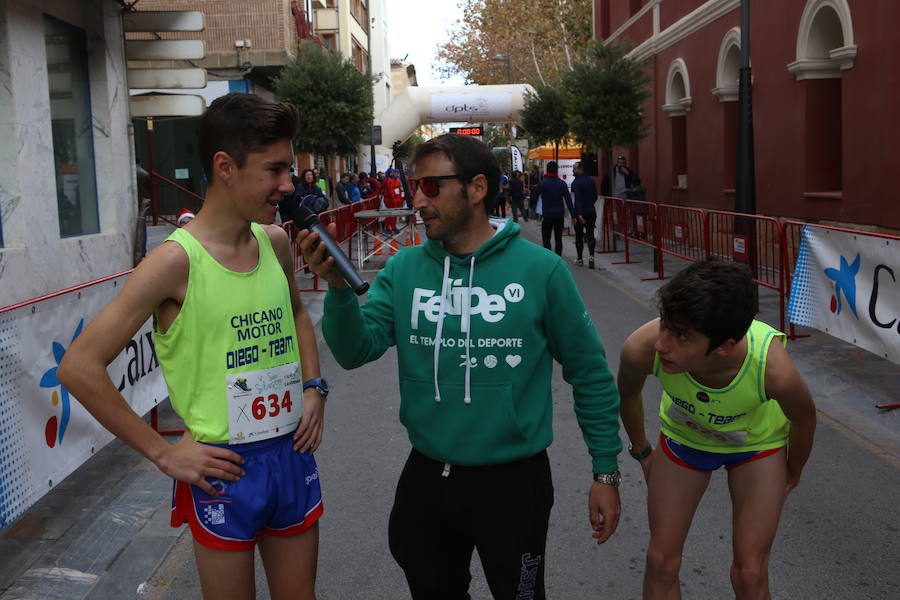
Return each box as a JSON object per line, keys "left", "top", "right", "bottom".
{"left": 408, "top": 175, "right": 471, "bottom": 198}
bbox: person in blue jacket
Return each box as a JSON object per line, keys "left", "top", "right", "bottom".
{"left": 529, "top": 161, "right": 574, "bottom": 256}
{"left": 571, "top": 160, "right": 599, "bottom": 268}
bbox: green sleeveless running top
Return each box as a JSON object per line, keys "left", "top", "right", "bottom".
{"left": 154, "top": 224, "right": 301, "bottom": 442}
{"left": 655, "top": 320, "right": 789, "bottom": 452}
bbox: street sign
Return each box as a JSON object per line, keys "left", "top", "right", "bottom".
{"left": 125, "top": 40, "right": 205, "bottom": 61}
{"left": 122, "top": 10, "right": 204, "bottom": 32}
{"left": 362, "top": 125, "right": 382, "bottom": 146}
{"left": 127, "top": 68, "right": 207, "bottom": 89}
{"left": 130, "top": 94, "right": 205, "bottom": 117}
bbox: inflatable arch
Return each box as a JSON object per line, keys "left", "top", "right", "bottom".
{"left": 369, "top": 84, "right": 535, "bottom": 161}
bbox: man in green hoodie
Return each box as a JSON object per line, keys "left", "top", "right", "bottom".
{"left": 299, "top": 133, "right": 621, "bottom": 600}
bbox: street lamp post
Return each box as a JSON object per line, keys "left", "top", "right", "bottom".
{"left": 735, "top": 0, "right": 759, "bottom": 299}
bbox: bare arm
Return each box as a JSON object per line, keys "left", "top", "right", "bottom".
{"left": 57, "top": 243, "right": 245, "bottom": 495}
{"left": 267, "top": 225, "right": 325, "bottom": 453}
{"left": 765, "top": 341, "right": 817, "bottom": 491}
{"left": 617, "top": 320, "right": 658, "bottom": 453}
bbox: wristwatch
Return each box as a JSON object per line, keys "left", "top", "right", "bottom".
{"left": 628, "top": 442, "right": 652, "bottom": 461}
{"left": 303, "top": 377, "right": 329, "bottom": 399}
{"left": 592, "top": 470, "right": 621, "bottom": 487}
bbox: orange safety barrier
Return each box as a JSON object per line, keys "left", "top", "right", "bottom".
{"left": 657, "top": 203, "right": 706, "bottom": 264}
{"left": 705, "top": 210, "right": 786, "bottom": 332}
{"left": 602, "top": 197, "right": 666, "bottom": 280}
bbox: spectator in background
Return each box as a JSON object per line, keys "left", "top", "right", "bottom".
{"left": 336, "top": 172, "right": 351, "bottom": 205}
{"left": 364, "top": 171, "right": 382, "bottom": 200}
{"left": 508, "top": 170, "right": 527, "bottom": 223}
{"left": 298, "top": 168, "right": 329, "bottom": 214}
{"left": 176, "top": 209, "right": 195, "bottom": 228}
{"left": 493, "top": 172, "right": 509, "bottom": 218}
{"left": 278, "top": 169, "right": 302, "bottom": 224}
{"left": 347, "top": 173, "right": 362, "bottom": 204}
{"left": 530, "top": 161, "right": 574, "bottom": 256}
{"left": 313, "top": 168, "right": 329, "bottom": 197}
{"left": 381, "top": 168, "right": 405, "bottom": 233}
{"left": 601, "top": 155, "right": 635, "bottom": 198}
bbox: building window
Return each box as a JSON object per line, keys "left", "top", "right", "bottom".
{"left": 45, "top": 15, "right": 99, "bottom": 238}
{"left": 351, "top": 0, "right": 367, "bottom": 27}
{"left": 663, "top": 59, "right": 691, "bottom": 189}
{"left": 321, "top": 32, "right": 337, "bottom": 52}
{"left": 351, "top": 39, "right": 367, "bottom": 73}
{"left": 804, "top": 78, "right": 842, "bottom": 192}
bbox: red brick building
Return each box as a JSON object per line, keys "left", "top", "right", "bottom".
{"left": 594, "top": 0, "right": 899, "bottom": 231}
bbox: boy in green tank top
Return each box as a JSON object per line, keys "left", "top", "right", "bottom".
{"left": 617, "top": 258, "right": 816, "bottom": 600}
{"left": 59, "top": 94, "right": 326, "bottom": 599}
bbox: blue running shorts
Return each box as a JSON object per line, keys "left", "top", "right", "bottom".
{"left": 170, "top": 432, "right": 323, "bottom": 551}
{"left": 659, "top": 433, "right": 782, "bottom": 472}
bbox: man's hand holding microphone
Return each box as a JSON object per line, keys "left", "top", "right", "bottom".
{"left": 294, "top": 205, "right": 369, "bottom": 295}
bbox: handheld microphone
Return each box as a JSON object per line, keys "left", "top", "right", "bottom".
{"left": 293, "top": 205, "right": 369, "bottom": 296}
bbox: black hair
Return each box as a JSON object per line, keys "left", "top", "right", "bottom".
{"left": 198, "top": 93, "right": 298, "bottom": 184}
{"left": 546, "top": 161, "right": 559, "bottom": 173}
{"left": 656, "top": 257, "right": 757, "bottom": 352}
{"left": 410, "top": 133, "right": 501, "bottom": 212}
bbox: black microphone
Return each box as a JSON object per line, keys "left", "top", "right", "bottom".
{"left": 293, "top": 205, "right": 369, "bottom": 296}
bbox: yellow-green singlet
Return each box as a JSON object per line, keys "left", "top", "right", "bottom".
{"left": 655, "top": 320, "right": 790, "bottom": 452}
{"left": 154, "top": 224, "right": 301, "bottom": 442}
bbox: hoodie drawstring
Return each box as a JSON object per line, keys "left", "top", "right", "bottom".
{"left": 433, "top": 256, "right": 451, "bottom": 402}
{"left": 463, "top": 256, "right": 475, "bottom": 404}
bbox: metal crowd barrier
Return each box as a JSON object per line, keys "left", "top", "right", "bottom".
{"left": 601, "top": 201, "right": 788, "bottom": 331}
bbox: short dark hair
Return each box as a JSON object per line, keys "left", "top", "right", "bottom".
{"left": 546, "top": 161, "right": 559, "bottom": 174}
{"left": 198, "top": 93, "right": 298, "bottom": 183}
{"left": 410, "top": 133, "right": 501, "bottom": 211}
{"left": 656, "top": 258, "right": 757, "bottom": 352}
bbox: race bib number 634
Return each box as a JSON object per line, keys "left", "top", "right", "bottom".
{"left": 226, "top": 362, "right": 302, "bottom": 444}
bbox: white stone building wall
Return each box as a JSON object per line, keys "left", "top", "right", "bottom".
{"left": 0, "top": 0, "right": 134, "bottom": 308}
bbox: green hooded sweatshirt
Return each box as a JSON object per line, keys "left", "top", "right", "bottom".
{"left": 323, "top": 219, "right": 621, "bottom": 473}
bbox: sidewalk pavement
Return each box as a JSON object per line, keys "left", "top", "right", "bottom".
{"left": 2, "top": 217, "right": 898, "bottom": 599}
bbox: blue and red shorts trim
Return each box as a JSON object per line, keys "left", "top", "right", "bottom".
{"left": 659, "top": 433, "right": 782, "bottom": 472}
{"left": 170, "top": 432, "right": 324, "bottom": 551}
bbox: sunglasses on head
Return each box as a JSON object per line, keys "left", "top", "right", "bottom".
{"left": 408, "top": 174, "right": 472, "bottom": 198}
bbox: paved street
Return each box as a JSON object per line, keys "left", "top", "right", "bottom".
{"left": 2, "top": 219, "right": 899, "bottom": 599}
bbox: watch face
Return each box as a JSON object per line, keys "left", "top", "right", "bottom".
{"left": 318, "top": 379, "right": 329, "bottom": 394}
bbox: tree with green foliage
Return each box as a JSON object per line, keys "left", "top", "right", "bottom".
{"left": 437, "top": 0, "right": 592, "bottom": 86}
{"left": 273, "top": 40, "right": 375, "bottom": 158}
{"left": 559, "top": 42, "right": 650, "bottom": 184}
{"left": 520, "top": 84, "right": 569, "bottom": 160}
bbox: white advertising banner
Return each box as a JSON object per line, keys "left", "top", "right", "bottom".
{"left": 429, "top": 92, "right": 513, "bottom": 121}
{"left": 787, "top": 225, "right": 900, "bottom": 365}
{"left": 0, "top": 274, "right": 167, "bottom": 531}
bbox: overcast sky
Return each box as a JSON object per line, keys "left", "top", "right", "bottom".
{"left": 385, "top": 0, "right": 466, "bottom": 87}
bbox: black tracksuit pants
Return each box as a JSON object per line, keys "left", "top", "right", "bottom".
{"left": 541, "top": 217, "right": 564, "bottom": 256}
{"left": 574, "top": 212, "right": 597, "bottom": 259}
{"left": 389, "top": 449, "right": 554, "bottom": 600}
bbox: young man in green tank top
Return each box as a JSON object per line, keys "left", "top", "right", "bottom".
{"left": 59, "top": 94, "right": 326, "bottom": 599}
{"left": 617, "top": 258, "right": 816, "bottom": 600}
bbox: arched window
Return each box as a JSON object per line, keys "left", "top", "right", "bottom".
{"left": 713, "top": 28, "right": 742, "bottom": 192}
{"left": 789, "top": 0, "right": 856, "bottom": 195}
{"left": 663, "top": 58, "right": 691, "bottom": 116}
{"left": 713, "top": 27, "right": 741, "bottom": 102}
{"left": 788, "top": 0, "right": 857, "bottom": 80}
{"left": 664, "top": 59, "right": 690, "bottom": 189}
